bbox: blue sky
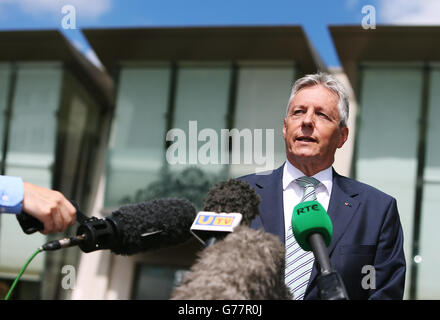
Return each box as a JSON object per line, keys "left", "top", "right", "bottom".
{"left": 0, "top": 0, "right": 438, "bottom": 68}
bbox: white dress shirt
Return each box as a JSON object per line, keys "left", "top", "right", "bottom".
{"left": 282, "top": 161, "right": 333, "bottom": 237}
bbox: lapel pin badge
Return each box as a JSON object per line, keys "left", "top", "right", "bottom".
{"left": 344, "top": 201, "right": 351, "bottom": 207}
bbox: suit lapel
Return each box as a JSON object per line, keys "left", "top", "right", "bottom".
{"left": 305, "top": 169, "right": 360, "bottom": 297}
{"left": 326, "top": 172, "right": 360, "bottom": 256}
{"left": 252, "top": 165, "right": 286, "bottom": 243}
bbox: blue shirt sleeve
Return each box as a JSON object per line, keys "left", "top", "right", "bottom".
{"left": 0, "top": 175, "right": 24, "bottom": 214}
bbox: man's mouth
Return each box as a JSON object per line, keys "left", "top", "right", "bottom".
{"left": 296, "top": 136, "right": 317, "bottom": 143}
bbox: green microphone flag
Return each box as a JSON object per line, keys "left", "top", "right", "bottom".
{"left": 291, "top": 201, "right": 333, "bottom": 251}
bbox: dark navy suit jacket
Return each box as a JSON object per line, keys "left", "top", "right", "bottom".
{"left": 238, "top": 164, "right": 406, "bottom": 300}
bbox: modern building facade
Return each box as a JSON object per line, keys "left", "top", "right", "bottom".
{"left": 331, "top": 25, "right": 440, "bottom": 300}
{"left": 1, "top": 25, "right": 437, "bottom": 300}
{"left": 71, "top": 26, "right": 338, "bottom": 299}
{"left": 0, "top": 30, "right": 113, "bottom": 299}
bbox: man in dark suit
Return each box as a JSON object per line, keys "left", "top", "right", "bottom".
{"left": 238, "top": 72, "right": 406, "bottom": 300}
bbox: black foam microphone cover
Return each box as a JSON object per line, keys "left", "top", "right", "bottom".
{"left": 202, "top": 179, "right": 261, "bottom": 226}
{"left": 110, "top": 198, "right": 196, "bottom": 255}
{"left": 77, "top": 198, "right": 197, "bottom": 255}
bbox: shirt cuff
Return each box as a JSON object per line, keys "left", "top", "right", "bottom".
{"left": 0, "top": 175, "right": 24, "bottom": 214}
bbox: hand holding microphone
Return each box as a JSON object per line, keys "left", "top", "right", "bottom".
{"left": 16, "top": 182, "right": 77, "bottom": 234}
{"left": 6, "top": 197, "right": 197, "bottom": 300}
{"left": 20, "top": 197, "right": 197, "bottom": 255}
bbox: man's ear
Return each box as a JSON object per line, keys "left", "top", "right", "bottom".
{"left": 337, "top": 126, "right": 349, "bottom": 148}
{"left": 283, "top": 118, "right": 287, "bottom": 140}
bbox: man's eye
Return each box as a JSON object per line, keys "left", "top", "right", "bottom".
{"left": 317, "top": 112, "right": 329, "bottom": 119}
{"left": 293, "top": 109, "right": 305, "bottom": 115}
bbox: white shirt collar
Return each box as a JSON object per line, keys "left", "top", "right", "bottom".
{"left": 282, "top": 160, "right": 333, "bottom": 194}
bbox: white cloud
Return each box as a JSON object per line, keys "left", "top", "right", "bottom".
{"left": 379, "top": 0, "right": 440, "bottom": 25}
{"left": 0, "top": 0, "right": 111, "bottom": 20}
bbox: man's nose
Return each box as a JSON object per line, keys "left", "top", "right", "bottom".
{"left": 301, "top": 111, "right": 314, "bottom": 128}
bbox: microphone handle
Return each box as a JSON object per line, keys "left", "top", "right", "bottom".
{"left": 16, "top": 200, "right": 87, "bottom": 234}
{"left": 316, "top": 271, "right": 349, "bottom": 300}
{"left": 16, "top": 212, "right": 44, "bottom": 234}
{"left": 307, "top": 233, "right": 333, "bottom": 274}
{"left": 307, "top": 233, "right": 349, "bottom": 300}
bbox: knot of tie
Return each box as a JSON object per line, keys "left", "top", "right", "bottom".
{"left": 295, "top": 176, "right": 320, "bottom": 202}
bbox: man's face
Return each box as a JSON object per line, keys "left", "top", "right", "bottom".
{"left": 283, "top": 85, "right": 349, "bottom": 174}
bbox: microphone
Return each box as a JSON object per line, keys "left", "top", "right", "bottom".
{"left": 170, "top": 226, "right": 292, "bottom": 300}
{"left": 190, "top": 179, "right": 261, "bottom": 246}
{"left": 41, "top": 198, "right": 197, "bottom": 255}
{"left": 291, "top": 200, "right": 349, "bottom": 300}
{"left": 202, "top": 179, "right": 260, "bottom": 226}
{"left": 291, "top": 201, "right": 333, "bottom": 272}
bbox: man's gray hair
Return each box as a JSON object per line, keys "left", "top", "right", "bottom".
{"left": 285, "top": 72, "right": 349, "bottom": 127}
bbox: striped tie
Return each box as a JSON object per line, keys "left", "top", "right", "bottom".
{"left": 285, "top": 176, "right": 320, "bottom": 300}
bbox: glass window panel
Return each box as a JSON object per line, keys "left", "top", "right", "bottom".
{"left": 416, "top": 69, "right": 440, "bottom": 299}
{"left": 104, "top": 66, "right": 170, "bottom": 208}
{"left": 171, "top": 66, "right": 230, "bottom": 175}
{"left": 0, "top": 64, "right": 11, "bottom": 162}
{"left": 356, "top": 68, "right": 422, "bottom": 298}
{"left": 229, "top": 66, "right": 295, "bottom": 177}
{"left": 417, "top": 184, "right": 440, "bottom": 299}
{"left": 132, "top": 265, "right": 188, "bottom": 300}
{"left": 424, "top": 69, "right": 440, "bottom": 181}
{"left": 0, "top": 63, "right": 62, "bottom": 277}
{"left": 5, "top": 63, "right": 62, "bottom": 187}
{"left": 161, "top": 65, "right": 231, "bottom": 209}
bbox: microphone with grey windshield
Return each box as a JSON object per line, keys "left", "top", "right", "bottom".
{"left": 171, "top": 225, "right": 292, "bottom": 300}
{"left": 41, "top": 198, "right": 197, "bottom": 255}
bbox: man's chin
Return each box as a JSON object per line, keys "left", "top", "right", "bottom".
{"left": 291, "top": 149, "right": 319, "bottom": 159}
{"left": 288, "top": 153, "right": 319, "bottom": 165}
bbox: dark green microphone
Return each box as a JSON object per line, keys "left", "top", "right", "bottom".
{"left": 292, "top": 201, "right": 333, "bottom": 273}
{"left": 292, "top": 200, "right": 349, "bottom": 300}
